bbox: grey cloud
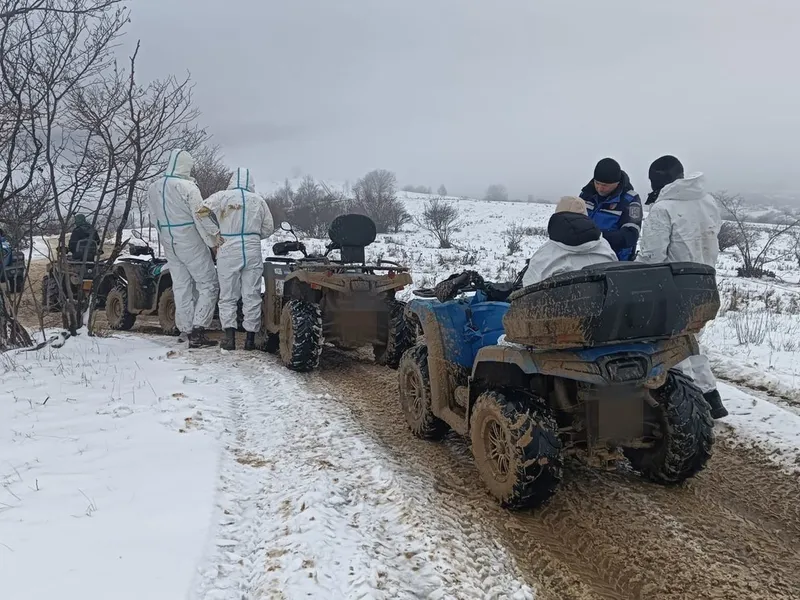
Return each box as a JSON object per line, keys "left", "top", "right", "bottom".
{"left": 128, "top": 0, "right": 800, "bottom": 198}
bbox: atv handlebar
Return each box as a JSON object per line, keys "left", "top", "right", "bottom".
{"left": 272, "top": 240, "right": 307, "bottom": 257}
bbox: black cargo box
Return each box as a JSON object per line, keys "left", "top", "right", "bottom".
{"left": 503, "top": 262, "right": 720, "bottom": 349}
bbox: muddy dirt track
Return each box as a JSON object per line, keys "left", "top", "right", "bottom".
{"left": 307, "top": 348, "right": 800, "bottom": 600}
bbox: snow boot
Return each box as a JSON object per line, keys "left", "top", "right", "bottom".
{"left": 220, "top": 328, "right": 236, "bottom": 351}
{"left": 244, "top": 332, "right": 256, "bottom": 351}
{"left": 703, "top": 389, "right": 728, "bottom": 419}
{"left": 178, "top": 331, "right": 189, "bottom": 343}
{"left": 188, "top": 327, "right": 217, "bottom": 349}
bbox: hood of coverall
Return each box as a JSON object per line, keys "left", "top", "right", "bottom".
{"left": 227, "top": 168, "right": 256, "bottom": 193}
{"left": 163, "top": 149, "right": 195, "bottom": 180}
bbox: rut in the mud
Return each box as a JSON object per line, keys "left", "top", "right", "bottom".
{"left": 310, "top": 349, "right": 800, "bottom": 600}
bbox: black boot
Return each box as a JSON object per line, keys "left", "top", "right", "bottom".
{"left": 244, "top": 332, "right": 256, "bottom": 351}
{"left": 188, "top": 327, "right": 217, "bottom": 349}
{"left": 221, "top": 328, "right": 236, "bottom": 351}
{"left": 703, "top": 389, "right": 728, "bottom": 419}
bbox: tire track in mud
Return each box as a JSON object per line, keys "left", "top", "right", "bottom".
{"left": 309, "top": 350, "right": 800, "bottom": 600}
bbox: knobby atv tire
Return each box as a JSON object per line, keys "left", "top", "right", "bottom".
{"left": 398, "top": 345, "right": 449, "bottom": 440}
{"left": 624, "top": 370, "right": 714, "bottom": 484}
{"left": 41, "top": 274, "right": 61, "bottom": 312}
{"left": 105, "top": 286, "right": 136, "bottom": 330}
{"left": 470, "top": 391, "right": 562, "bottom": 509}
{"left": 279, "top": 300, "right": 323, "bottom": 372}
{"left": 374, "top": 299, "right": 412, "bottom": 369}
{"left": 158, "top": 288, "right": 179, "bottom": 336}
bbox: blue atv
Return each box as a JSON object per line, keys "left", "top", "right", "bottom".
{"left": 399, "top": 263, "right": 720, "bottom": 509}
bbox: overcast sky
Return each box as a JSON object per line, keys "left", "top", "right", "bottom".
{"left": 127, "top": 0, "right": 800, "bottom": 198}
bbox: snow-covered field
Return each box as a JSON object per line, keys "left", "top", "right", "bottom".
{"left": 4, "top": 188, "right": 800, "bottom": 598}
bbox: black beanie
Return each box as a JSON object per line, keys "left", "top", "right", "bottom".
{"left": 593, "top": 158, "right": 622, "bottom": 184}
{"left": 649, "top": 155, "right": 684, "bottom": 192}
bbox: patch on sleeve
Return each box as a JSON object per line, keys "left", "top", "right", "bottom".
{"left": 196, "top": 206, "right": 211, "bottom": 217}
{"left": 627, "top": 203, "right": 643, "bottom": 221}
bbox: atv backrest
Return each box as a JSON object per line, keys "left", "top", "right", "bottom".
{"left": 328, "top": 214, "right": 376, "bottom": 264}
{"left": 72, "top": 239, "right": 99, "bottom": 262}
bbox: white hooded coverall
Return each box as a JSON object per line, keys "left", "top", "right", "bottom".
{"left": 147, "top": 150, "right": 220, "bottom": 334}
{"left": 637, "top": 172, "right": 722, "bottom": 393}
{"left": 203, "top": 168, "right": 274, "bottom": 332}
{"left": 522, "top": 238, "right": 618, "bottom": 287}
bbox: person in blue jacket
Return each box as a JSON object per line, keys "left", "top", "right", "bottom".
{"left": 579, "top": 158, "right": 643, "bottom": 261}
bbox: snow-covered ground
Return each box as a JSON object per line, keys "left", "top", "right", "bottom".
{"left": 5, "top": 186, "right": 800, "bottom": 598}
{"left": 1, "top": 333, "right": 535, "bottom": 599}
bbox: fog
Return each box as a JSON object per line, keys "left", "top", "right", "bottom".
{"left": 128, "top": 0, "right": 800, "bottom": 199}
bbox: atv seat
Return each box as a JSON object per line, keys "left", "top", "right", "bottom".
{"left": 327, "top": 214, "right": 376, "bottom": 264}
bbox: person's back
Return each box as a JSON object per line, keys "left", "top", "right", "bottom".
{"left": 147, "top": 151, "right": 216, "bottom": 253}
{"left": 146, "top": 149, "right": 220, "bottom": 347}
{"left": 522, "top": 196, "right": 618, "bottom": 287}
{"left": 204, "top": 167, "right": 274, "bottom": 350}
{"left": 67, "top": 215, "right": 100, "bottom": 258}
{"left": 637, "top": 155, "right": 727, "bottom": 420}
{"left": 637, "top": 173, "right": 720, "bottom": 266}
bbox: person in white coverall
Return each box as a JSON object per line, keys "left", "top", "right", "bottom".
{"left": 522, "top": 196, "right": 617, "bottom": 287}
{"left": 202, "top": 167, "right": 274, "bottom": 351}
{"left": 637, "top": 155, "right": 727, "bottom": 419}
{"left": 147, "top": 149, "right": 220, "bottom": 349}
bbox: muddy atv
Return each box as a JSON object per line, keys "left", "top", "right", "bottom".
{"left": 400, "top": 263, "right": 719, "bottom": 509}
{"left": 94, "top": 231, "right": 178, "bottom": 334}
{"left": 1, "top": 242, "right": 26, "bottom": 294}
{"left": 95, "top": 231, "right": 242, "bottom": 335}
{"left": 257, "top": 214, "right": 413, "bottom": 372}
{"left": 42, "top": 239, "right": 102, "bottom": 313}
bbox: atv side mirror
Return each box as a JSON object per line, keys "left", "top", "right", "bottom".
{"left": 131, "top": 230, "right": 143, "bottom": 240}
{"left": 280, "top": 222, "right": 293, "bottom": 233}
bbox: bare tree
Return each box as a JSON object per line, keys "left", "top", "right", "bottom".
{"left": 485, "top": 183, "right": 508, "bottom": 202}
{"left": 0, "top": 0, "right": 121, "bottom": 20}
{"left": 289, "top": 175, "right": 342, "bottom": 237}
{"left": 437, "top": 184, "right": 448, "bottom": 196}
{"left": 713, "top": 190, "right": 800, "bottom": 278}
{"left": 419, "top": 197, "right": 463, "bottom": 249}
{"left": 192, "top": 143, "right": 231, "bottom": 199}
{"left": 350, "top": 169, "right": 409, "bottom": 234}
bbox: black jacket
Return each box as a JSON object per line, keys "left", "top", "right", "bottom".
{"left": 547, "top": 211, "right": 602, "bottom": 246}
{"left": 68, "top": 223, "right": 101, "bottom": 257}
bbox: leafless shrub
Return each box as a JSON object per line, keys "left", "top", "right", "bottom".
{"left": 192, "top": 144, "right": 232, "bottom": 199}
{"left": 503, "top": 222, "right": 526, "bottom": 255}
{"left": 730, "top": 309, "right": 770, "bottom": 346}
{"left": 419, "top": 197, "right": 463, "bottom": 249}
{"left": 717, "top": 221, "right": 744, "bottom": 252}
{"left": 713, "top": 191, "right": 800, "bottom": 278}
